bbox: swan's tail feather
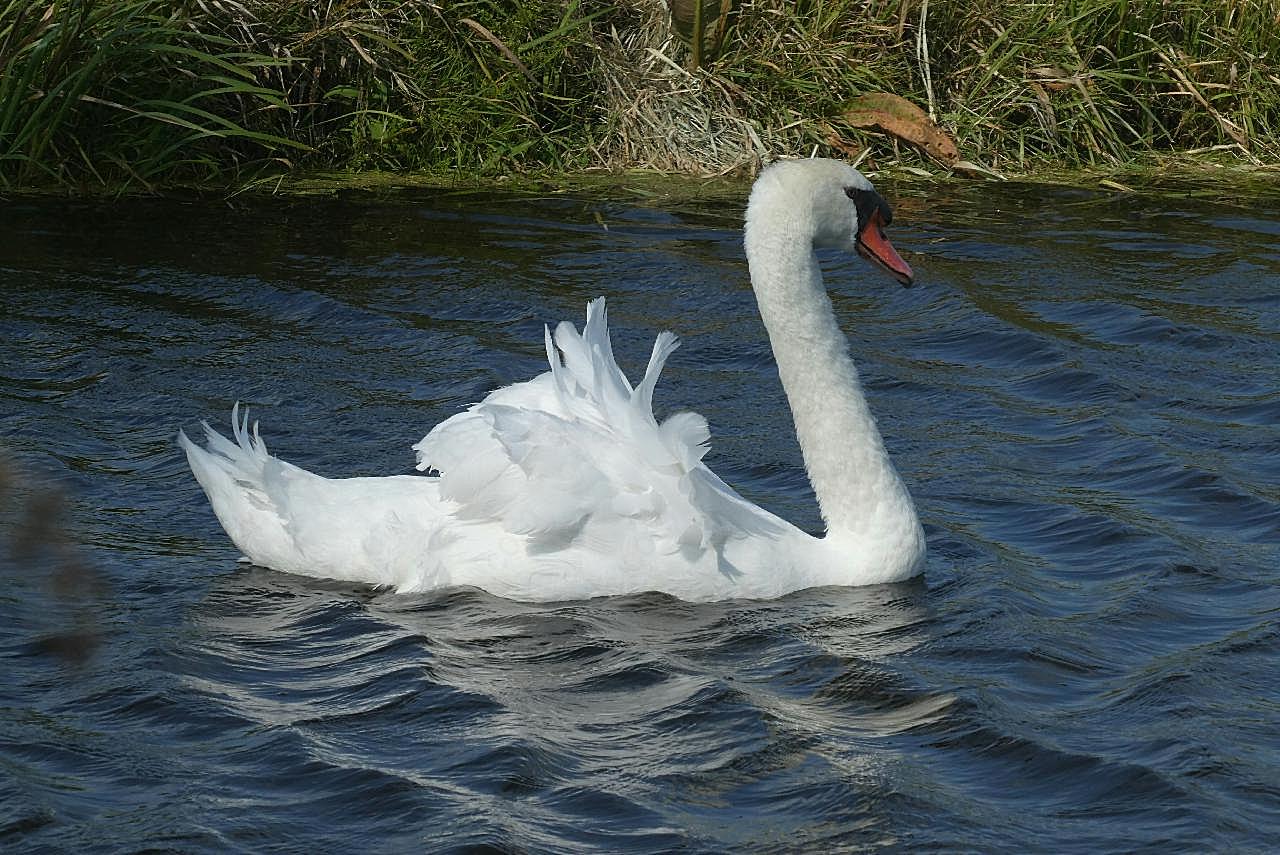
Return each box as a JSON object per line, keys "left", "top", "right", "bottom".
{"left": 184, "top": 406, "right": 445, "bottom": 589}
{"left": 191, "top": 402, "right": 273, "bottom": 485}
{"left": 180, "top": 405, "right": 294, "bottom": 569}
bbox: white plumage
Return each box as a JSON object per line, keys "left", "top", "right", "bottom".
{"left": 181, "top": 158, "right": 926, "bottom": 601}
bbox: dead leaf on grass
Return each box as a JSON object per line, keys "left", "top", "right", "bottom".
{"left": 839, "top": 92, "right": 960, "bottom": 167}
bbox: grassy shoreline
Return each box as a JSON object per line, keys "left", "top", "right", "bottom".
{"left": 3, "top": 0, "right": 1277, "bottom": 193}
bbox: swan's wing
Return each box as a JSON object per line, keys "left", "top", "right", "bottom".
{"left": 413, "top": 298, "right": 783, "bottom": 560}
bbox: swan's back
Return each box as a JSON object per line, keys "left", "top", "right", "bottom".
{"left": 183, "top": 300, "right": 802, "bottom": 601}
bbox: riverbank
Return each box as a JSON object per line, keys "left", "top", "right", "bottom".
{"left": 3, "top": 0, "right": 1277, "bottom": 192}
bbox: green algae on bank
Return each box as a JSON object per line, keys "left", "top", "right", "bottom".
{"left": 6, "top": 159, "right": 1277, "bottom": 222}
{"left": 245, "top": 157, "right": 1280, "bottom": 212}
{"left": 242, "top": 168, "right": 750, "bottom": 205}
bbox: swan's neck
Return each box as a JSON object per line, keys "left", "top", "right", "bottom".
{"left": 744, "top": 216, "right": 915, "bottom": 541}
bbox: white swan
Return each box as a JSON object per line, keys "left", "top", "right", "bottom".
{"left": 180, "top": 158, "right": 925, "bottom": 602}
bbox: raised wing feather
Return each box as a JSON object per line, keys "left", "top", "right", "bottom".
{"left": 413, "top": 298, "right": 781, "bottom": 560}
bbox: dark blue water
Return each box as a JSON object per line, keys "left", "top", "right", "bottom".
{"left": 2, "top": 179, "right": 1278, "bottom": 852}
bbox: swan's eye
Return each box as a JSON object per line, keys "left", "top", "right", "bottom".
{"left": 844, "top": 186, "right": 893, "bottom": 232}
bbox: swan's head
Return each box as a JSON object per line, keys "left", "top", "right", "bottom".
{"left": 746, "top": 158, "right": 914, "bottom": 287}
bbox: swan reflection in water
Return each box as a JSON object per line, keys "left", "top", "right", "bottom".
{"left": 184, "top": 564, "right": 942, "bottom": 751}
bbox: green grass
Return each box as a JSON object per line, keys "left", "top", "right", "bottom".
{"left": 1, "top": 0, "right": 1277, "bottom": 191}
{"left": 0, "top": 0, "right": 303, "bottom": 189}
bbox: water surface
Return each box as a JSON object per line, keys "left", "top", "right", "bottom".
{"left": 2, "top": 178, "right": 1278, "bottom": 851}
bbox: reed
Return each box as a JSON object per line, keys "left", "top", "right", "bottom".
{"left": 619, "top": 0, "right": 1280, "bottom": 172}
{"left": 0, "top": 0, "right": 303, "bottom": 189}
{"left": 1, "top": 0, "right": 1276, "bottom": 190}
{"left": 917, "top": 0, "right": 1280, "bottom": 169}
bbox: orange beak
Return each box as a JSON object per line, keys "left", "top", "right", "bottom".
{"left": 856, "top": 209, "right": 914, "bottom": 287}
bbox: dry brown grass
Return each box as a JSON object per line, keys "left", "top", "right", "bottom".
{"left": 4, "top": 0, "right": 1277, "bottom": 188}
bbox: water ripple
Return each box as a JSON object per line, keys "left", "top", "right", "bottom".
{"left": 2, "top": 186, "right": 1278, "bottom": 851}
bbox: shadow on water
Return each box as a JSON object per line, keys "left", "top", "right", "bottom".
{"left": 1, "top": 178, "right": 1278, "bottom": 850}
